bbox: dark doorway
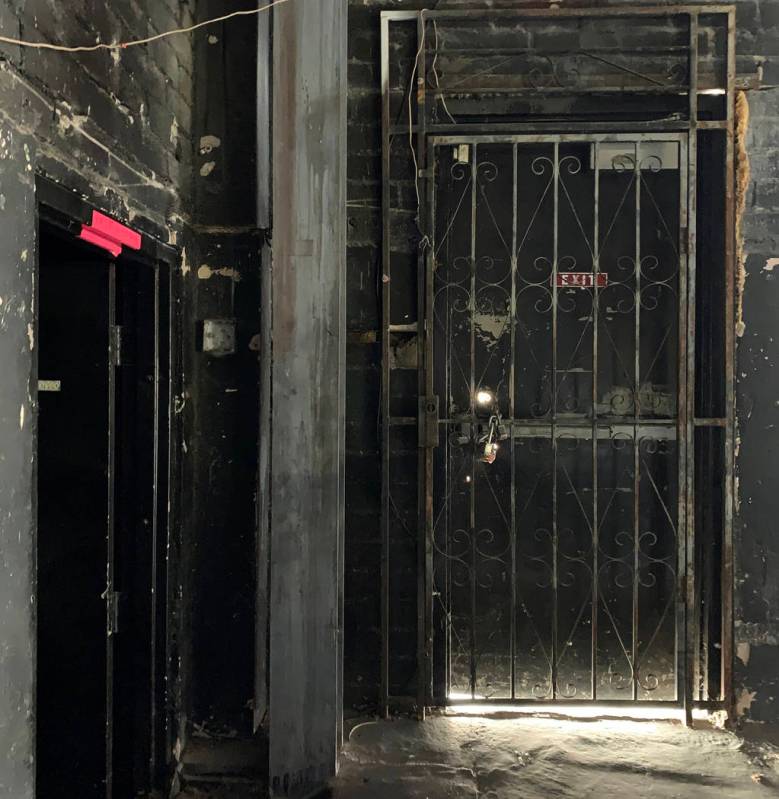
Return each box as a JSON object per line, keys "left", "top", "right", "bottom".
{"left": 36, "top": 219, "right": 171, "bottom": 798}
{"left": 430, "top": 135, "right": 687, "bottom": 704}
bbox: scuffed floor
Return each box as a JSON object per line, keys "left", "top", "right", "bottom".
{"left": 330, "top": 715, "right": 779, "bottom": 798}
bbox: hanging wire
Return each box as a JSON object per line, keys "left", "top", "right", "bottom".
{"left": 0, "top": 0, "right": 290, "bottom": 52}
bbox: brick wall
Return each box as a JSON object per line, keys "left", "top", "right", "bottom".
{"left": 345, "top": 0, "right": 779, "bottom": 725}
{"left": 0, "top": 1, "right": 262, "bottom": 794}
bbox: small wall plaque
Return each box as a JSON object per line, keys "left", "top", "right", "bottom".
{"left": 202, "top": 319, "right": 236, "bottom": 356}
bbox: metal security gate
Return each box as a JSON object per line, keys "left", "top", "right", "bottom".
{"left": 428, "top": 134, "right": 689, "bottom": 703}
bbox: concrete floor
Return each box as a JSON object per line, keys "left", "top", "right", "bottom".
{"left": 330, "top": 714, "right": 779, "bottom": 798}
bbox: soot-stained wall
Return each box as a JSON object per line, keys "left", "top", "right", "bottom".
{"left": 0, "top": 0, "right": 263, "bottom": 795}
{"left": 345, "top": 0, "right": 779, "bottom": 726}
{"left": 735, "top": 80, "right": 779, "bottom": 723}
{"left": 0, "top": 2, "right": 193, "bottom": 795}
{"left": 178, "top": 0, "right": 260, "bottom": 749}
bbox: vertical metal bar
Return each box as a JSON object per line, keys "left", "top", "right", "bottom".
{"left": 423, "top": 53, "right": 436, "bottom": 713}
{"left": 416, "top": 11, "right": 432, "bottom": 719}
{"left": 592, "top": 142, "right": 600, "bottom": 701}
{"left": 469, "top": 141, "right": 477, "bottom": 700}
{"left": 685, "top": 12, "right": 700, "bottom": 726}
{"left": 444, "top": 183, "right": 452, "bottom": 701}
{"left": 106, "top": 262, "right": 117, "bottom": 799}
{"left": 379, "top": 13, "right": 391, "bottom": 719}
{"left": 551, "top": 142, "right": 559, "bottom": 700}
{"left": 632, "top": 140, "right": 641, "bottom": 703}
{"left": 149, "top": 264, "right": 161, "bottom": 783}
{"left": 676, "top": 135, "right": 691, "bottom": 712}
{"left": 722, "top": 7, "right": 736, "bottom": 719}
{"left": 510, "top": 142, "right": 518, "bottom": 700}
{"left": 164, "top": 264, "right": 178, "bottom": 772}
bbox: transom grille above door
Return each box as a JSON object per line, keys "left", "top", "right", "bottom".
{"left": 428, "top": 135, "right": 689, "bottom": 703}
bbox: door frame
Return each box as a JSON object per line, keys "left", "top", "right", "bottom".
{"left": 379, "top": 6, "right": 737, "bottom": 724}
{"left": 34, "top": 175, "right": 182, "bottom": 796}
{"left": 423, "top": 131, "right": 692, "bottom": 711}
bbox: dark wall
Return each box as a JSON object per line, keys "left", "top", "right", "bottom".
{"left": 0, "top": 0, "right": 264, "bottom": 795}
{"left": 735, "top": 83, "right": 779, "bottom": 721}
{"left": 723, "top": 0, "right": 779, "bottom": 732}
{"left": 345, "top": 1, "right": 384, "bottom": 711}
{"left": 178, "top": 0, "right": 261, "bottom": 747}
{"left": 0, "top": 2, "right": 193, "bottom": 796}
{"left": 344, "top": 0, "right": 779, "bottom": 725}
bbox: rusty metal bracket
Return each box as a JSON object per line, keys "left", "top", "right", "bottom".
{"left": 419, "top": 395, "right": 439, "bottom": 448}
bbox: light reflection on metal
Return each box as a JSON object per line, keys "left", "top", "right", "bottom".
{"left": 476, "top": 389, "right": 495, "bottom": 406}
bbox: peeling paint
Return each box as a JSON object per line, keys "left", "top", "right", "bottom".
{"left": 736, "top": 688, "right": 757, "bottom": 717}
{"left": 390, "top": 336, "right": 417, "bottom": 369}
{"left": 197, "top": 264, "right": 241, "bottom": 282}
{"left": 27, "top": 324, "right": 34, "bottom": 351}
{"left": 473, "top": 311, "right": 509, "bottom": 346}
{"left": 199, "top": 135, "right": 221, "bottom": 154}
{"left": 737, "top": 641, "right": 751, "bottom": 666}
{"left": 200, "top": 161, "right": 216, "bottom": 177}
{"left": 763, "top": 257, "right": 779, "bottom": 272}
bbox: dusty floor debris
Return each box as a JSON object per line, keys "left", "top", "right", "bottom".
{"left": 330, "top": 716, "right": 779, "bottom": 798}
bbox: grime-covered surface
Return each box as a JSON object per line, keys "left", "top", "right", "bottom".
{"left": 735, "top": 83, "right": 779, "bottom": 724}
{"left": 330, "top": 715, "right": 779, "bottom": 798}
{"left": 344, "top": 0, "right": 779, "bottom": 732}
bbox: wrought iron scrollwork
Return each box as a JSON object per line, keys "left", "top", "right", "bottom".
{"left": 432, "top": 137, "right": 682, "bottom": 702}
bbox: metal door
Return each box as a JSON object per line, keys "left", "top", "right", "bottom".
{"left": 428, "top": 134, "right": 689, "bottom": 703}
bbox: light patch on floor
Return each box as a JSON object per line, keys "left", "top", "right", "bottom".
{"left": 330, "top": 716, "right": 779, "bottom": 798}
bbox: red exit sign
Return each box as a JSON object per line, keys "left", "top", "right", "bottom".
{"left": 555, "top": 272, "right": 608, "bottom": 288}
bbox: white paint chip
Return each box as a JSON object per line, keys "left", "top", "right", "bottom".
{"left": 736, "top": 688, "right": 757, "bottom": 717}
{"left": 197, "top": 264, "right": 241, "bottom": 282}
{"left": 736, "top": 641, "right": 750, "bottom": 666}
{"left": 200, "top": 161, "right": 216, "bottom": 177}
{"left": 208, "top": 35, "right": 219, "bottom": 44}
{"left": 763, "top": 257, "right": 779, "bottom": 272}
{"left": 199, "top": 135, "right": 221, "bottom": 154}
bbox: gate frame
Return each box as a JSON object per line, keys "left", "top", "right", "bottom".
{"left": 426, "top": 131, "right": 690, "bottom": 709}
{"left": 379, "top": 5, "right": 737, "bottom": 725}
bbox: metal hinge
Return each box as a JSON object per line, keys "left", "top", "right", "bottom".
{"left": 104, "top": 590, "right": 121, "bottom": 635}
{"left": 110, "top": 325, "right": 123, "bottom": 366}
{"left": 419, "top": 395, "right": 440, "bottom": 449}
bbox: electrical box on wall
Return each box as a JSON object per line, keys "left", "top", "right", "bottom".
{"left": 202, "top": 319, "right": 236, "bottom": 356}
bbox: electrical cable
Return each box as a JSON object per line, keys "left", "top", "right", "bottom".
{"left": 407, "top": 12, "right": 431, "bottom": 251}
{"left": 0, "top": 0, "right": 290, "bottom": 53}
